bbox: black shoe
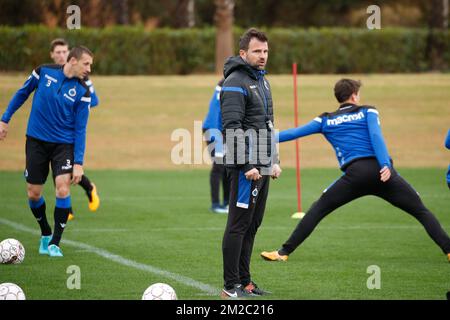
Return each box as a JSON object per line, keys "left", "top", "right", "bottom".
{"left": 221, "top": 284, "right": 254, "bottom": 299}
{"left": 244, "top": 282, "right": 271, "bottom": 296}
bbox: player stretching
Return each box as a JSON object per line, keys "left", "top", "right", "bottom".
{"left": 261, "top": 79, "right": 450, "bottom": 263}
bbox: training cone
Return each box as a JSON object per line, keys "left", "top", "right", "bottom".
{"left": 291, "top": 212, "right": 305, "bottom": 219}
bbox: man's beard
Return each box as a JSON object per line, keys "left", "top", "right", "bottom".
{"left": 249, "top": 60, "right": 265, "bottom": 70}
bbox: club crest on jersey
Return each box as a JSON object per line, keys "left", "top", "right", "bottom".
{"left": 252, "top": 188, "right": 259, "bottom": 197}
{"left": 68, "top": 87, "right": 77, "bottom": 97}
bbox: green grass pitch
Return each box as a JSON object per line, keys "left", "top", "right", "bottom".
{"left": 0, "top": 168, "right": 449, "bottom": 300}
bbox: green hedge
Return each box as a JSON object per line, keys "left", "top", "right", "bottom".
{"left": 0, "top": 26, "right": 448, "bottom": 74}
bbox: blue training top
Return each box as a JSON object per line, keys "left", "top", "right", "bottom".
{"left": 203, "top": 84, "right": 222, "bottom": 131}
{"left": 278, "top": 103, "right": 391, "bottom": 171}
{"left": 445, "top": 129, "right": 450, "bottom": 184}
{"left": 203, "top": 84, "right": 223, "bottom": 156}
{"left": 1, "top": 64, "right": 91, "bottom": 165}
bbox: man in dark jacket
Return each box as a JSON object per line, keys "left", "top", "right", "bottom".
{"left": 220, "top": 28, "right": 281, "bottom": 298}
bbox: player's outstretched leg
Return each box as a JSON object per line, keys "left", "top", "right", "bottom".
{"left": 262, "top": 174, "right": 365, "bottom": 261}
{"left": 79, "top": 175, "right": 100, "bottom": 211}
{"left": 376, "top": 174, "right": 450, "bottom": 262}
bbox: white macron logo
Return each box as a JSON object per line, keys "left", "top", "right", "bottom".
{"left": 60, "top": 223, "right": 66, "bottom": 228}
{"left": 327, "top": 111, "right": 365, "bottom": 126}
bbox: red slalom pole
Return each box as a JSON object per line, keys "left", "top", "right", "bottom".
{"left": 292, "top": 63, "right": 305, "bottom": 219}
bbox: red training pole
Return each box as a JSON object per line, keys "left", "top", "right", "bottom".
{"left": 292, "top": 63, "right": 302, "bottom": 215}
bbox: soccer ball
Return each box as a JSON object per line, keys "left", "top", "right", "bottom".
{"left": 142, "top": 283, "right": 177, "bottom": 300}
{"left": 0, "top": 283, "right": 26, "bottom": 300}
{"left": 0, "top": 239, "right": 25, "bottom": 264}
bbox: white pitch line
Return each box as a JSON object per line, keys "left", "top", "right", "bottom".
{"left": 0, "top": 218, "right": 219, "bottom": 296}
{"left": 65, "top": 229, "right": 129, "bottom": 233}
{"left": 3, "top": 193, "right": 448, "bottom": 202}
{"left": 129, "top": 225, "right": 438, "bottom": 232}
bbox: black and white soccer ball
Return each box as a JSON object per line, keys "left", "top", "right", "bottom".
{"left": 142, "top": 283, "right": 177, "bottom": 300}
{"left": 0, "top": 283, "right": 26, "bottom": 300}
{"left": 0, "top": 239, "right": 25, "bottom": 264}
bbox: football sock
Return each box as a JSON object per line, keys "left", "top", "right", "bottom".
{"left": 49, "top": 196, "right": 71, "bottom": 246}
{"left": 29, "top": 197, "right": 52, "bottom": 236}
{"left": 79, "top": 175, "right": 93, "bottom": 201}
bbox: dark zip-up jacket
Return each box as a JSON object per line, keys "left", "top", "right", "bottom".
{"left": 220, "top": 56, "right": 279, "bottom": 173}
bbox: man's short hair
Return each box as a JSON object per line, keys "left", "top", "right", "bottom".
{"left": 67, "top": 46, "right": 93, "bottom": 62}
{"left": 50, "top": 38, "right": 69, "bottom": 52}
{"left": 239, "top": 28, "right": 268, "bottom": 51}
{"left": 334, "top": 79, "right": 362, "bottom": 103}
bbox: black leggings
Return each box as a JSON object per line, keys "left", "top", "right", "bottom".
{"left": 280, "top": 158, "right": 450, "bottom": 256}
{"left": 210, "top": 162, "right": 230, "bottom": 205}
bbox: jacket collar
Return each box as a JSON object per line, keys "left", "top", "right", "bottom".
{"left": 339, "top": 102, "right": 358, "bottom": 109}
{"left": 223, "top": 56, "right": 267, "bottom": 81}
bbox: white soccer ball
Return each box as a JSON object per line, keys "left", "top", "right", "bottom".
{"left": 0, "top": 239, "right": 26, "bottom": 264}
{"left": 142, "top": 283, "right": 177, "bottom": 300}
{"left": 0, "top": 283, "right": 26, "bottom": 300}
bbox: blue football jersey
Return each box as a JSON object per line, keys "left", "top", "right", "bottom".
{"left": 278, "top": 103, "right": 391, "bottom": 170}
{"left": 1, "top": 64, "right": 91, "bottom": 165}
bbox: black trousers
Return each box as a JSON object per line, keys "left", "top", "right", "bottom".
{"left": 210, "top": 162, "right": 230, "bottom": 206}
{"left": 222, "top": 169, "right": 270, "bottom": 289}
{"left": 280, "top": 158, "right": 450, "bottom": 256}
{"left": 206, "top": 138, "right": 230, "bottom": 206}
